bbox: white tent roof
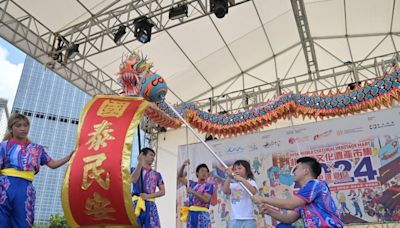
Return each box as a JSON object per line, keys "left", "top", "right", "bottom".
{"left": 1, "top": 0, "right": 399, "bottom": 108}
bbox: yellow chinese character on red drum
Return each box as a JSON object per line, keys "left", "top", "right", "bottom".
{"left": 85, "top": 192, "right": 116, "bottom": 220}
{"left": 82, "top": 153, "right": 110, "bottom": 190}
{"left": 97, "top": 99, "right": 129, "bottom": 118}
{"left": 86, "top": 120, "right": 115, "bottom": 151}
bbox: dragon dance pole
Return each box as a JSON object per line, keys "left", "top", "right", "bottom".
{"left": 163, "top": 100, "right": 254, "bottom": 196}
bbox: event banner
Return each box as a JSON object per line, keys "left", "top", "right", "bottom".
{"left": 62, "top": 95, "right": 148, "bottom": 227}
{"left": 177, "top": 107, "right": 400, "bottom": 227}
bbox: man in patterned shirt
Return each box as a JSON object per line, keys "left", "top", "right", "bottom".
{"left": 252, "top": 156, "right": 343, "bottom": 228}
{"left": 178, "top": 159, "right": 214, "bottom": 228}
{"left": 131, "top": 148, "right": 165, "bottom": 228}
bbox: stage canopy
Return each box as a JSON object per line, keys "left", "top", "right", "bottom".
{"left": 1, "top": 0, "right": 399, "bottom": 110}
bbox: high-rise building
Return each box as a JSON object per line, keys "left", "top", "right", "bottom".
{"left": 12, "top": 56, "right": 92, "bottom": 224}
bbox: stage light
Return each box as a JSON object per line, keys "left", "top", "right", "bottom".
{"left": 52, "top": 36, "right": 65, "bottom": 63}
{"left": 169, "top": 4, "right": 188, "bottom": 20}
{"left": 134, "top": 16, "right": 154, "bottom": 44}
{"left": 113, "top": 25, "right": 127, "bottom": 44}
{"left": 211, "top": 0, "right": 228, "bottom": 18}
{"left": 65, "top": 43, "right": 79, "bottom": 59}
{"left": 348, "top": 81, "right": 361, "bottom": 90}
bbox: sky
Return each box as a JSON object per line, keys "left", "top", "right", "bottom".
{"left": 0, "top": 37, "right": 26, "bottom": 111}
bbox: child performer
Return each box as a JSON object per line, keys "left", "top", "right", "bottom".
{"left": 0, "top": 113, "right": 74, "bottom": 227}
{"left": 131, "top": 148, "right": 165, "bottom": 228}
{"left": 178, "top": 159, "right": 214, "bottom": 227}
{"left": 252, "top": 157, "right": 343, "bottom": 228}
{"left": 222, "top": 160, "right": 258, "bottom": 228}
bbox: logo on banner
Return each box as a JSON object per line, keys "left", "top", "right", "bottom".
{"left": 288, "top": 136, "right": 309, "bottom": 144}
{"left": 285, "top": 128, "right": 307, "bottom": 135}
{"left": 263, "top": 140, "right": 280, "bottom": 148}
{"left": 313, "top": 130, "right": 332, "bottom": 141}
{"left": 369, "top": 121, "right": 395, "bottom": 130}
{"left": 336, "top": 127, "right": 363, "bottom": 136}
{"left": 248, "top": 144, "right": 258, "bottom": 151}
{"left": 225, "top": 146, "right": 244, "bottom": 153}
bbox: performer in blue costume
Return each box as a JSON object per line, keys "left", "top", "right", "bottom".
{"left": 130, "top": 147, "right": 165, "bottom": 228}
{"left": 252, "top": 157, "right": 343, "bottom": 228}
{"left": 0, "top": 113, "right": 74, "bottom": 228}
{"left": 178, "top": 160, "right": 214, "bottom": 228}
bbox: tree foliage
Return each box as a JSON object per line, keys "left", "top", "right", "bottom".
{"left": 48, "top": 214, "right": 71, "bottom": 228}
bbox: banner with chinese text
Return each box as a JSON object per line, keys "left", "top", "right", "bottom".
{"left": 62, "top": 95, "right": 148, "bottom": 227}
{"left": 177, "top": 107, "right": 400, "bottom": 227}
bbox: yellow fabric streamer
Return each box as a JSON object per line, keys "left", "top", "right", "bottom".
{"left": 180, "top": 206, "right": 209, "bottom": 222}
{"left": 0, "top": 168, "right": 35, "bottom": 181}
{"left": 132, "top": 195, "right": 155, "bottom": 217}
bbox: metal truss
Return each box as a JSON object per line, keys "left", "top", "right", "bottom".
{"left": 0, "top": 0, "right": 250, "bottom": 98}
{"left": 194, "top": 52, "right": 400, "bottom": 113}
{"left": 140, "top": 116, "right": 160, "bottom": 147}
{"left": 140, "top": 116, "right": 162, "bottom": 169}
{"left": 52, "top": 0, "right": 251, "bottom": 64}
{"left": 0, "top": 98, "right": 9, "bottom": 120}
{"left": 291, "top": 0, "right": 319, "bottom": 79}
{"left": 0, "top": 0, "right": 120, "bottom": 96}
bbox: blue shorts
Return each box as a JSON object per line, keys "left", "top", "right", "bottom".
{"left": 276, "top": 223, "right": 296, "bottom": 228}
{"left": 229, "top": 219, "right": 257, "bottom": 228}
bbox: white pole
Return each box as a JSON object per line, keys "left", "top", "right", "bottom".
{"left": 164, "top": 100, "right": 253, "bottom": 196}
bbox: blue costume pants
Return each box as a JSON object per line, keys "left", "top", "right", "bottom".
{"left": 133, "top": 198, "right": 161, "bottom": 228}
{"left": 187, "top": 211, "right": 211, "bottom": 228}
{"left": 0, "top": 175, "right": 36, "bottom": 228}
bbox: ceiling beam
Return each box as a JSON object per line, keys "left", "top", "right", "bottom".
{"left": 54, "top": 0, "right": 251, "bottom": 62}
{"left": 291, "top": 0, "right": 319, "bottom": 79}
{"left": 193, "top": 51, "right": 400, "bottom": 112}
{"left": 0, "top": 98, "right": 9, "bottom": 120}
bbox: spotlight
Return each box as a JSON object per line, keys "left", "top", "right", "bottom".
{"left": 157, "top": 125, "right": 167, "bottom": 132}
{"left": 169, "top": 4, "right": 188, "bottom": 20}
{"left": 53, "top": 46, "right": 63, "bottom": 63}
{"left": 211, "top": 0, "right": 228, "bottom": 18}
{"left": 348, "top": 81, "right": 361, "bottom": 90}
{"left": 134, "top": 16, "right": 154, "bottom": 44}
{"left": 113, "top": 25, "right": 127, "bottom": 44}
{"left": 52, "top": 36, "right": 65, "bottom": 62}
{"left": 65, "top": 43, "right": 79, "bottom": 59}
{"left": 160, "top": 127, "right": 167, "bottom": 133}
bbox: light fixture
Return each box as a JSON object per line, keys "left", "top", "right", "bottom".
{"left": 65, "top": 43, "right": 80, "bottom": 59}
{"left": 348, "top": 81, "right": 361, "bottom": 90}
{"left": 134, "top": 16, "right": 154, "bottom": 44}
{"left": 113, "top": 25, "right": 127, "bottom": 44}
{"left": 169, "top": 4, "right": 188, "bottom": 20}
{"left": 211, "top": 0, "right": 228, "bottom": 18}
{"left": 52, "top": 36, "right": 65, "bottom": 63}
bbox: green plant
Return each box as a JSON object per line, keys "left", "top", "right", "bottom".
{"left": 48, "top": 214, "right": 71, "bottom": 228}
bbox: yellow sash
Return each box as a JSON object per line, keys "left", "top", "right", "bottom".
{"left": 180, "top": 206, "right": 209, "bottom": 222}
{"left": 132, "top": 195, "right": 156, "bottom": 217}
{"left": 0, "top": 168, "right": 34, "bottom": 181}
